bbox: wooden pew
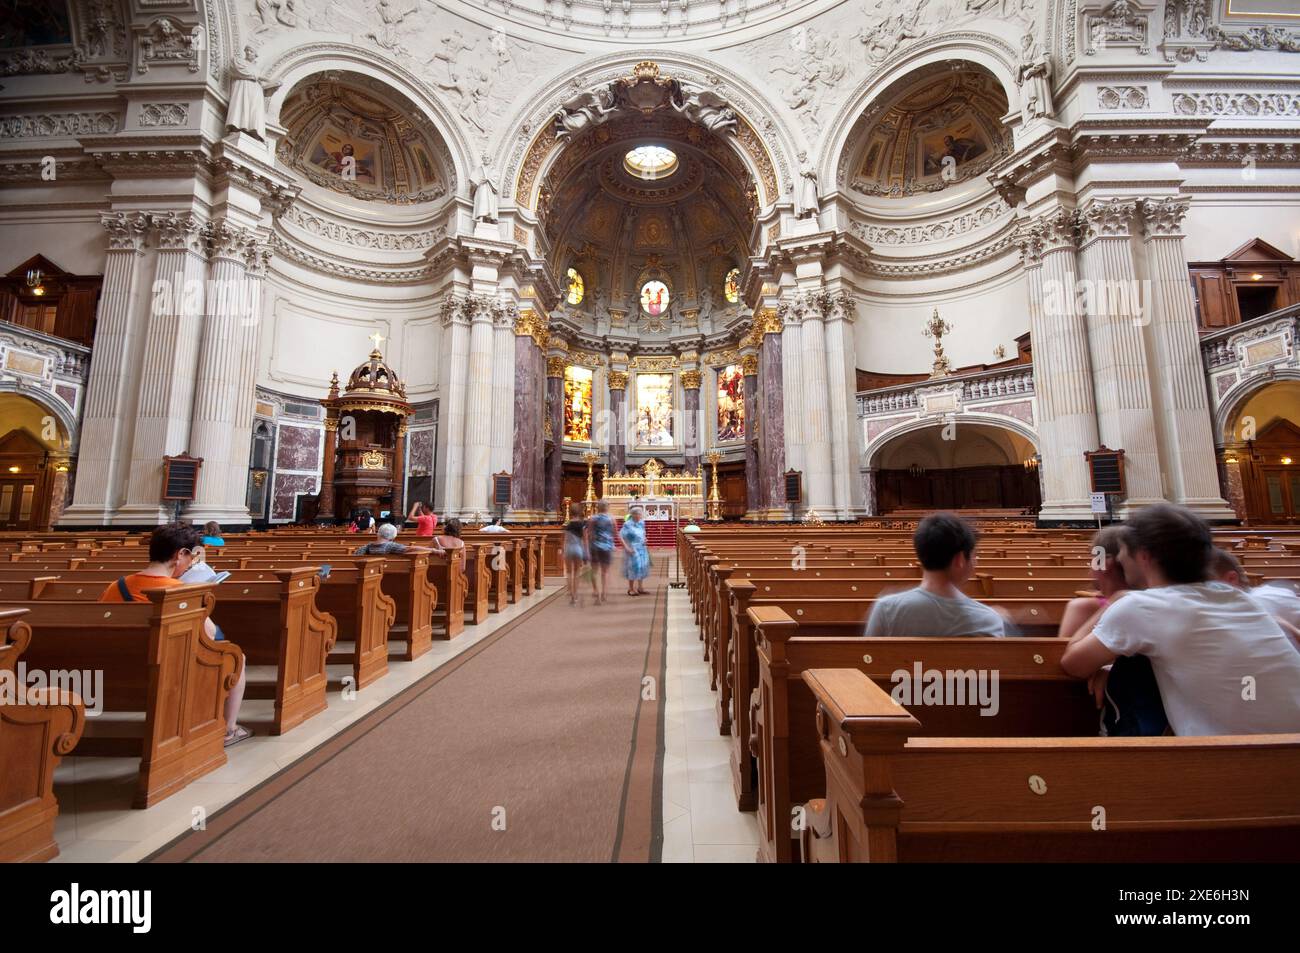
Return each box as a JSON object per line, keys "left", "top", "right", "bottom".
{"left": 800, "top": 668, "right": 1300, "bottom": 862}
{"left": 427, "top": 548, "right": 466, "bottom": 639}
{"left": 462, "top": 544, "right": 492, "bottom": 625}
{"left": 749, "top": 609, "right": 1097, "bottom": 862}
{"left": 0, "top": 608, "right": 86, "bottom": 861}
{"left": 317, "top": 559, "right": 395, "bottom": 690}
{"left": 27, "top": 569, "right": 338, "bottom": 737}
{"left": 11, "top": 586, "right": 241, "bottom": 808}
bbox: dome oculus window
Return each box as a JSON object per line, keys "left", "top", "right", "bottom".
{"left": 566, "top": 267, "right": 585, "bottom": 306}
{"left": 624, "top": 146, "right": 678, "bottom": 181}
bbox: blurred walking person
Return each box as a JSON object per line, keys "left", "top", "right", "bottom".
{"left": 620, "top": 506, "right": 651, "bottom": 596}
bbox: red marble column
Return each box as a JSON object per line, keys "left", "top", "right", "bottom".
{"left": 608, "top": 371, "right": 628, "bottom": 476}
{"left": 759, "top": 314, "right": 786, "bottom": 515}
{"left": 682, "top": 369, "right": 702, "bottom": 475}
{"left": 544, "top": 356, "right": 564, "bottom": 517}
{"left": 511, "top": 324, "right": 545, "bottom": 517}
{"left": 391, "top": 419, "right": 407, "bottom": 519}
{"left": 742, "top": 353, "right": 760, "bottom": 518}
{"left": 318, "top": 417, "right": 339, "bottom": 521}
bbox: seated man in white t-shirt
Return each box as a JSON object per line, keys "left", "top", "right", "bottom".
{"left": 864, "top": 512, "right": 1006, "bottom": 638}
{"left": 1061, "top": 504, "right": 1300, "bottom": 736}
{"left": 1209, "top": 547, "right": 1300, "bottom": 648}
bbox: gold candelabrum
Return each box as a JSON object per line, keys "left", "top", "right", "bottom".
{"left": 706, "top": 449, "right": 722, "bottom": 521}
{"left": 922, "top": 308, "right": 953, "bottom": 379}
{"left": 582, "top": 450, "right": 601, "bottom": 514}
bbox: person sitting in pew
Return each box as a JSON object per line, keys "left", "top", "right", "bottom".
{"left": 200, "top": 520, "right": 225, "bottom": 548}
{"left": 480, "top": 518, "right": 509, "bottom": 534}
{"left": 431, "top": 517, "right": 465, "bottom": 552}
{"left": 1058, "top": 525, "right": 1138, "bottom": 641}
{"left": 1061, "top": 504, "right": 1300, "bottom": 736}
{"left": 864, "top": 512, "right": 1007, "bottom": 638}
{"left": 1209, "top": 548, "right": 1300, "bottom": 648}
{"left": 354, "top": 522, "right": 442, "bottom": 556}
{"left": 99, "top": 524, "right": 251, "bottom": 747}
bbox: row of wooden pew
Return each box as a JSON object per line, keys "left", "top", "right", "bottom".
{"left": 0, "top": 528, "right": 552, "bottom": 861}
{"left": 678, "top": 525, "right": 1300, "bottom": 862}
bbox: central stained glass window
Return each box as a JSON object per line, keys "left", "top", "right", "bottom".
{"left": 563, "top": 366, "right": 593, "bottom": 442}
{"left": 624, "top": 146, "right": 678, "bottom": 180}
{"left": 635, "top": 373, "right": 674, "bottom": 447}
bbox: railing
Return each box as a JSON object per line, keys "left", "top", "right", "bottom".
{"left": 1200, "top": 304, "right": 1300, "bottom": 370}
{"left": 0, "top": 320, "right": 91, "bottom": 382}
{"left": 857, "top": 364, "right": 1034, "bottom": 417}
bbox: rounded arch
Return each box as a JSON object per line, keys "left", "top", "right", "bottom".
{"left": 819, "top": 32, "right": 1022, "bottom": 188}
{"left": 864, "top": 412, "right": 1039, "bottom": 469}
{"left": 0, "top": 383, "right": 77, "bottom": 451}
{"left": 262, "top": 43, "right": 474, "bottom": 199}
{"left": 499, "top": 52, "right": 795, "bottom": 214}
{"left": 1215, "top": 370, "right": 1300, "bottom": 446}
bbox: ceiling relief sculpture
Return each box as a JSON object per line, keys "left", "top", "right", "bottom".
{"left": 845, "top": 64, "right": 1011, "bottom": 199}
{"left": 276, "top": 72, "right": 453, "bottom": 204}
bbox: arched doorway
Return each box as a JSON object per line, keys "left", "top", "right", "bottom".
{"left": 0, "top": 392, "right": 73, "bottom": 530}
{"left": 871, "top": 421, "right": 1040, "bottom": 516}
{"left": 1225, "top": 380, "right": 1300, "bottom": 523}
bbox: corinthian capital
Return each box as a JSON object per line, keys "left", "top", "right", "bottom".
{"left": 101, "top": 211, "right": 150, "bottom": 251}
{"left": 822, "top": 291, "right": 857, "bottom": 323}
{"left": 493, "top": 301, "right": 518, "bottom": 329}
{"left": 1077, "top": 197, "right": 1138, "bottom": 245}
{"left": 680, "top": 369, "right": 702, "bottom": 390}
{"left": 440, "top": 292, "right": 470, "bottom": 328}
{"left": 1013, "top": 220, "right": 1045, "bottom": 266}
{"left": 205, "top": 220, "right": 258, "bottom": 262}
{"left": 154, "top": 211, "right": 206, "bottom": 253}
{"left": 1139, "top": 196, "right": 1191, "bottom": 238}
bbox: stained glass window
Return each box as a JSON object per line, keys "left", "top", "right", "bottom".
{"left": 717, "top": 364, "right": 745, "bottom": 441}
{"left": 635, "top": 373, "right": 674, "bottom": 447}
{"left": 566, "top": 267, "right": 584, "bottom": 306}
{"left": 624, "top": 146, "right": 678, "bottom": 180}
{"left": 724, "top": 268, "right": 741, "bottom": 304}
{"left": 563, "top": 366, "right": 593, "bottom": 442}
{"left": 640, "top": 279, "right": 670, "bottom": 317}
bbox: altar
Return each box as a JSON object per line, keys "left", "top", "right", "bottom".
{"left": 599, "top": 458, "right": 704, "bottom": 519}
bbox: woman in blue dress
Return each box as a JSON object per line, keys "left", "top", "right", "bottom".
{"left": 620, "top": 506, "right": 652, "bottom": 596}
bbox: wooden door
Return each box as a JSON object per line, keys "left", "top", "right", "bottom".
{"left": 1259, "top": 467, "right": 1300, "bottom": 523}
{"left": 0, "top": 477, "right": 38, "bottom": 530}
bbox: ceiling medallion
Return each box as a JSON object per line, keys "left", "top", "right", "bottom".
{"left": 618, "top": 62, "right": 676, "bottom": 116}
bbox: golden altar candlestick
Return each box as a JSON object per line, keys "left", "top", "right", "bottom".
{"left": 582, "top": 450, "right": 600, "bottom": 514}
{"left": 706, "top": 449, "right": 722, "bottom": 521}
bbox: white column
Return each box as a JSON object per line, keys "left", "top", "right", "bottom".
{"left": 118, "top": 213, "right": 207, "bottom": 523}
{"left": 822, "top": 291, "right": 865, "bottom": 518}
{"left": 436, "top": 294, "right": 470, "bottom": 516}
{"left": 1139, "top": 197, "right": 1235, "bottom": 519}
{"left": 797, "top": 292, "right": 835, "bottom": 514}
{"left": 460, "top": 294, "right": 495, "bottom": 516}
{"left": 1076, "top": 197, "right": 1163, "bottom": 508}
{"left": 489, "top": 301, "right": 516, "bottom": 480}
{"left": 183, "top": 221, "right": 258, "bottom": 523}
{"left": 60, "top": 211, "right": 151, "bottom": 526}
{"left": 1029, "top": 209, "right": 1102, "bottom": 522}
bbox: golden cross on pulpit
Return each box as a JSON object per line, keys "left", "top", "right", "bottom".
{"left": 368, "top": 331, "right": 386, "bottom": 352}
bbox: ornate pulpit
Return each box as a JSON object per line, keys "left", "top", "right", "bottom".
{"left": 316, "top": 339, "right": 412, "bottom": 523}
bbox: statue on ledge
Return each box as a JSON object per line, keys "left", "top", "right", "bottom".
{"left": 225, "top": 46, "right": 280, "bottom": 141}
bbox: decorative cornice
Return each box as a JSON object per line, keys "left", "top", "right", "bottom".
{"left": 848, "top": 197, "right": 1012, "bottom": 248}
{"left": 0, "top": 111, "right": 119, "bottom": 138}
{"left": 281, "top": 204, "right": 446, "bottom": 251}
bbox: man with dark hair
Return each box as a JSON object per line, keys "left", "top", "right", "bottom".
{"left": 1062, "top": 504, "right": 1300, "bottom": 735}
{"left": 99, "top": 524, "right": 251, "bottom": 747}
{"left": 864, "top": 512, "right": 1005, "bottom": 637}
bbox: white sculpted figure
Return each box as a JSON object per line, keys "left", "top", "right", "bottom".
{"left": 1017, "top": 33, "right": 1055, "bottom": 124}
{"left": 795, "top": 151, "right": 819, "bottom": 219}
{"left": 673, "top": 88, "right": 738, "bottom": 134}
{"left": 472, "top": 155, "right": 500, "bottom": 222}
{"left": 225, "top": 46, "right": 280, "bottom": 141}
{"left": 554, "top": 88, "right": 618, "bottom": 139}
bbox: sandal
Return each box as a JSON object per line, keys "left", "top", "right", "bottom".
{"left": 224, "top": 725, "right": 252, "bottom": 748}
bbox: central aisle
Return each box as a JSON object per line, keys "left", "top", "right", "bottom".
{"left": 150, "top": 565, "right": 669, "bottom": 863}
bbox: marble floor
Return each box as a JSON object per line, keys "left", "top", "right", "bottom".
{"left": 45, "top": 574, "right": 758, "bottom": 863}
{"left": 660, "top": 585, "right": 761, "bottom": 863}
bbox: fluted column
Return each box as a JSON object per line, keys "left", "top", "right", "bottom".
{"left": 607, "top": 370, "right": 628, "bottom": 477}
{"left": 1027, "top": 209, "right": 1102, "bottom": 522}
{"left": 795, "top": 293, "right": 835, "bottom": 514}
{"left": 510, "top": 308, "right": 547, "bottom": 519}
{"left": 681, "top": 368, "right": 702, "bottom": 475}
{"left": 758, "top": 309, "right": 786, "bottom": 518}
{"left": 183, "top": 220, "right": 259, "bottom": 523}
{"left": 543, "top": 355, "right": 565, "bottom": 517}
{"left": 392, "top": 420, "right": 407, "bottom": 519}
{"left": 741, "top": 351, "right": 761, "bottom": 519}
{"left": 822, "top": 291, "right": 864, "bottom": 519}
{"left": 1076, "top": 197, "right": 1163, "bottom": 508}
{"left": 489, "top": 302, "right": 516, "bottom": 480}
{"left": 119, "top": 213, "right": 208, "bottom": 522}
{"left": 1139, "top": 197, "right": 1235, "bottom": 519}
{"left": 60, "top": 211, "right": 151, "bottom": 525}
{"left": 435, "top": 294, "right": 471, "bottom": 516}
{"left": 461, "top": 296, "right": 496, "bottom": 517}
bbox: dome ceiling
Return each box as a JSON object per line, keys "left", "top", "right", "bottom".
{"left": 847, "top": 65, "right": 1011, "bottom": 200}
{"left": 277, "top": 72, "right": 454, "bottom": 205}
{"left": 540, "top": 114, "right": 756, "bottom": 336}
